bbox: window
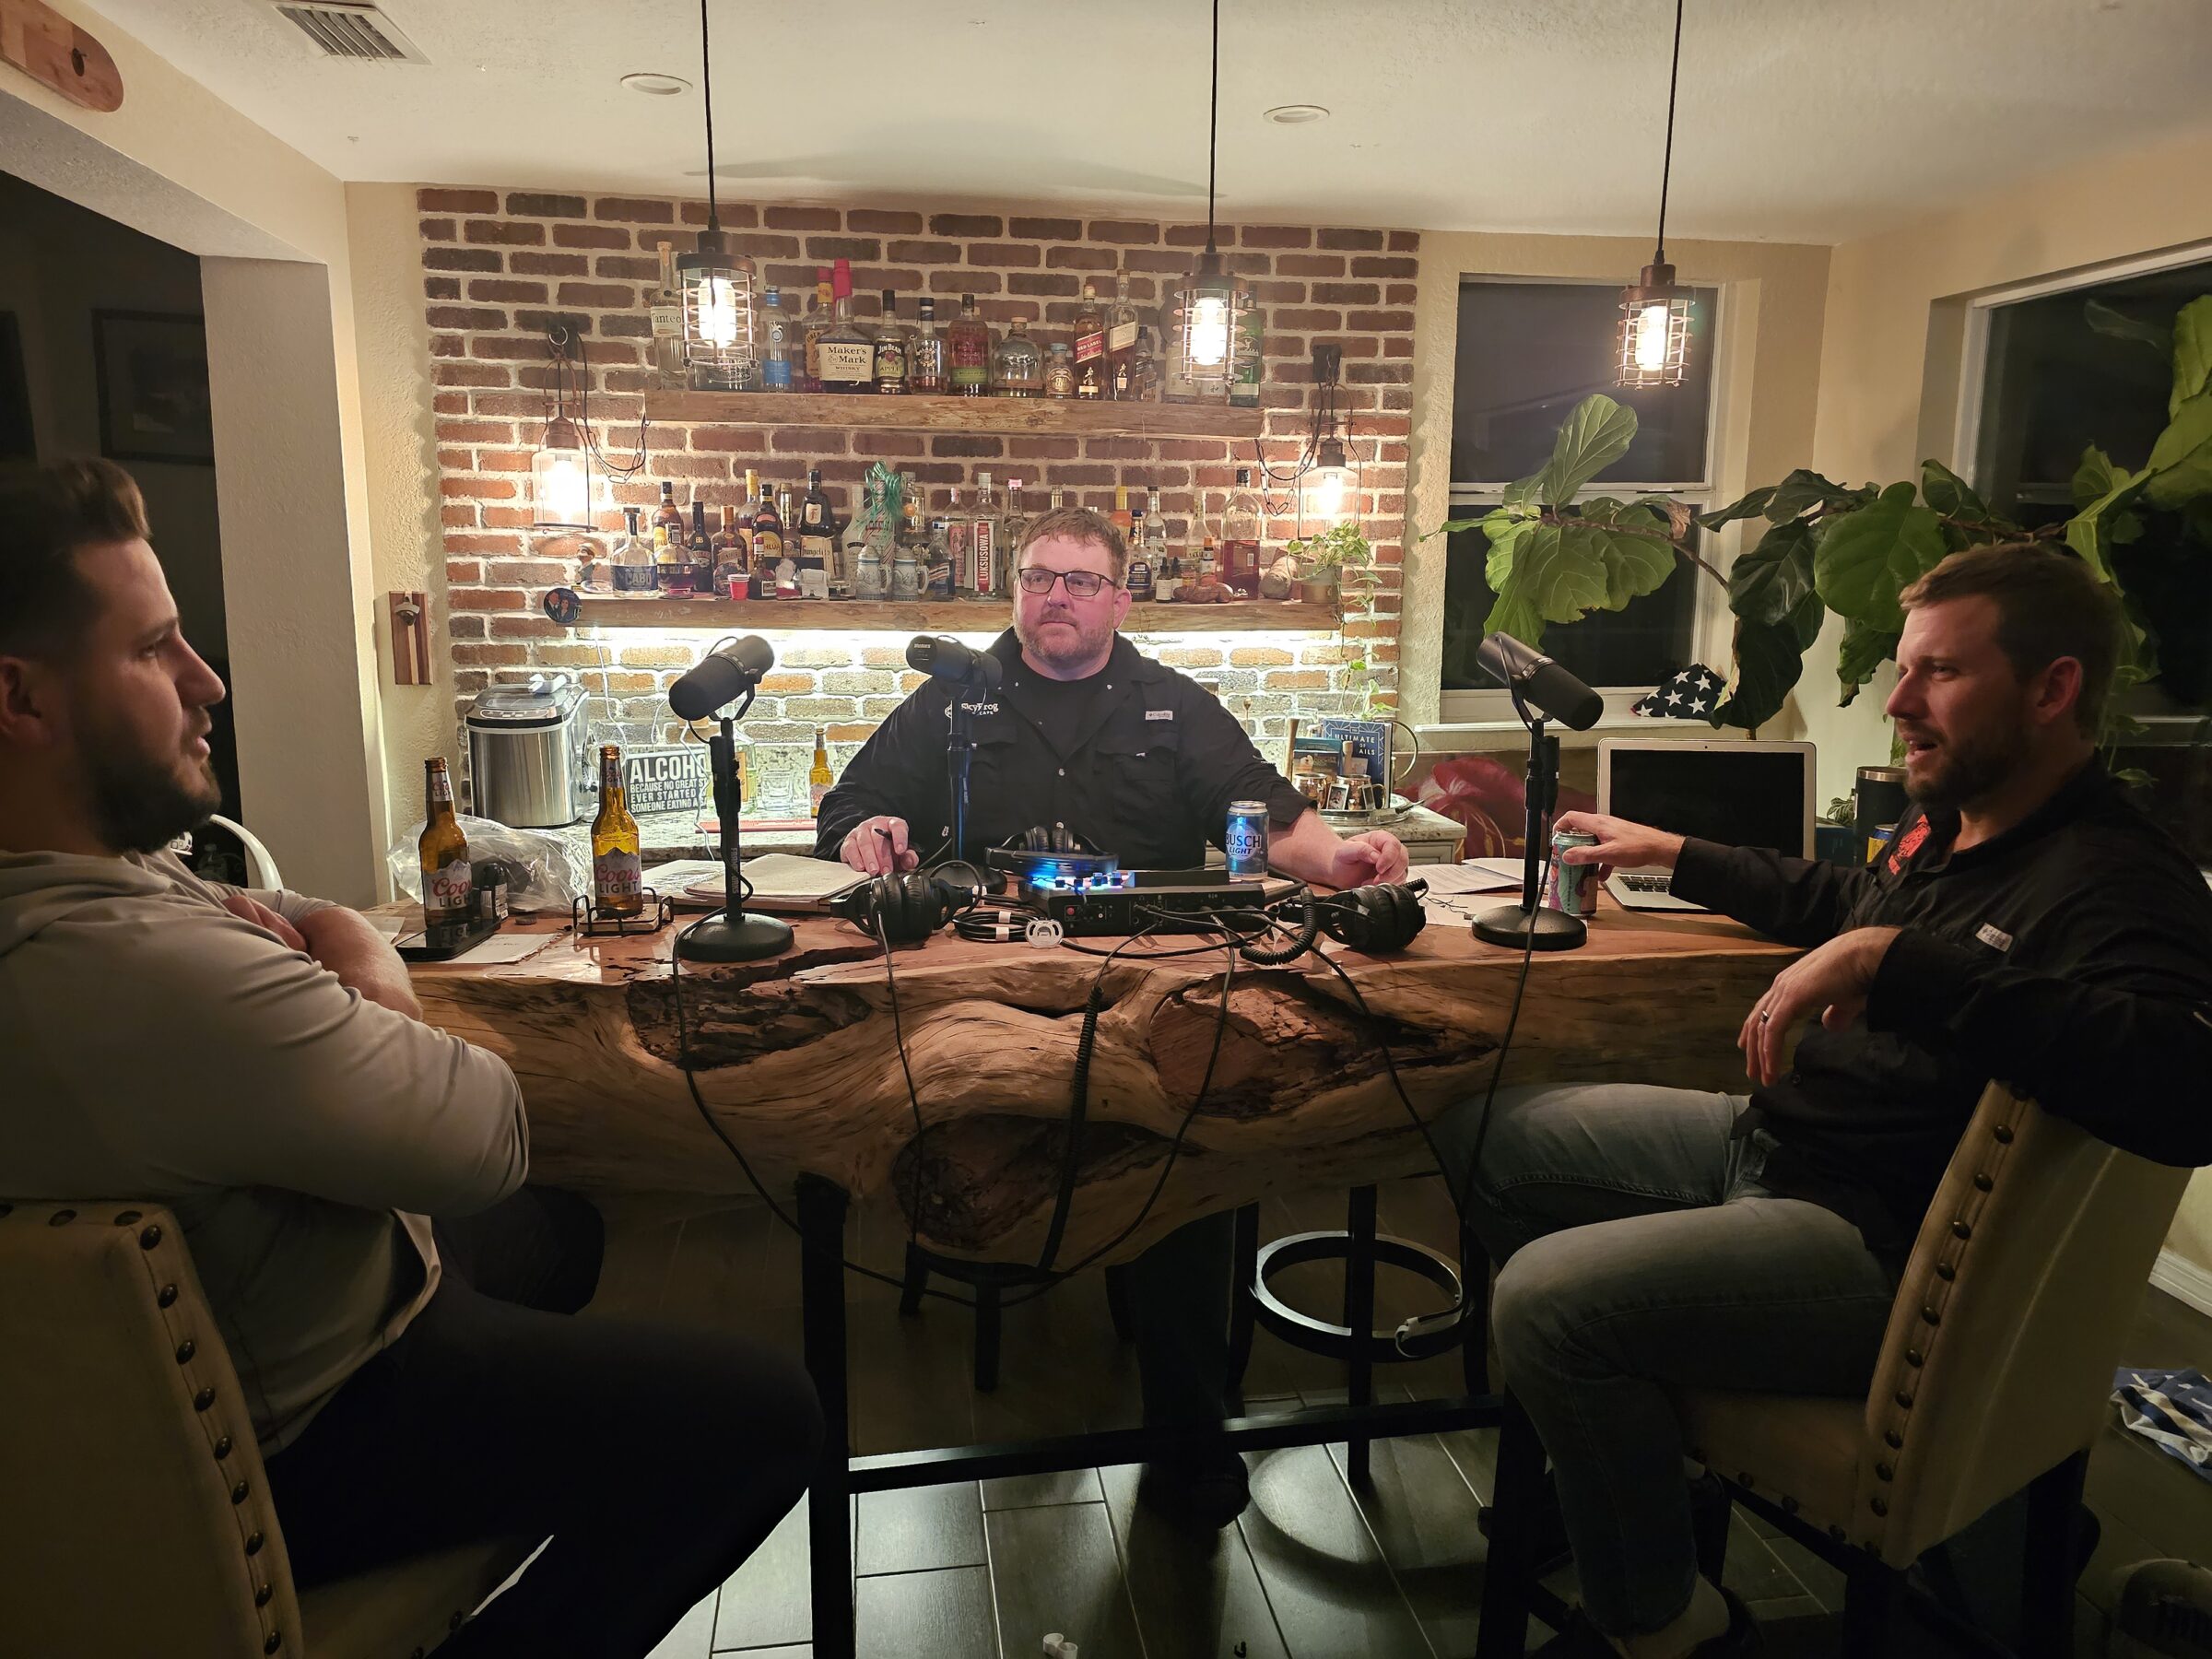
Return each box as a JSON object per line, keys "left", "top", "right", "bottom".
{"left": 1441, "top": 277, "right": 1723, "bottom": 723}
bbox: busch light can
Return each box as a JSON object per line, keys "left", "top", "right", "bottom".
{"left": 1546, "top": 828, "right": 1600, "bottom": 919}
{"left": 1224, "top": 799, "right": 1269, "bottom": 880}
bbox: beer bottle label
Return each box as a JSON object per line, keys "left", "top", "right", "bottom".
{"left": 425, "top": 859, "right": 474, "bottom": 915}
{"left": 594, "top": 851, "right": 642, "bottom": 901}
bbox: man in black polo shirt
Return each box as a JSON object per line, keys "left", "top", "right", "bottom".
{"left": 818, "top": 504, "right": 1408, "bottom": 1524}
{"left": 1437, "top": 545, "right": 2212, "bottom": 1659}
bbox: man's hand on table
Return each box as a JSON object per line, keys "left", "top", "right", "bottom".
{"left": 840, "top": 815, "right": 920, "bottom": 876}
{"left": 1738, "top": 925, "right": 1901, "bottom": 1087}
{"left": 1323, "top": 829, "right": 1410, "bottom": 888}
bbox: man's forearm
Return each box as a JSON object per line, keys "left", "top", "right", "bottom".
{"left": 1265, "top": 807, "right": 1338, "bottom": 885}
{"left": 300, "top": 907, "right": 423, "bottom": 1019}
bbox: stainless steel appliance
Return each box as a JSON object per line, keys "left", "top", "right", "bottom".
{"left": 464, "top": 677, "right": 592, "bottom": 827}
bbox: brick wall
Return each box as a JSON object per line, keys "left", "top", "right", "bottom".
{"left": 417, "top": 188, "right": 1417, "bottom": 797}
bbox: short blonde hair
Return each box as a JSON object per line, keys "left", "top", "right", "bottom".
{"left": 1014, "top": 505, "right": 1128, "bottom": 585}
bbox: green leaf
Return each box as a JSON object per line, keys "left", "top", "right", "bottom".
{"left": 2172, "top": 295, "right": 2212, "bottom": 418}
{"left": 1764, "top": 468, "right": 1865, "bottom": 524}
{"left": 1580, "top": 524, "right": 1676, "bottom": 610}
{"left": 2065, "top": 463, "right": 2151, "bottom": 583}
{"left": 1478, "top": 516, "right": 1676, "bottom": 645}
{"left": 1726, "top": 519, "right": 1818, "bottom": 628}
{"left": 1835, "top": 618, "right": 1902, "bottom": 707}
{"left": 2084, "top": 297, "right": 2172, "bottom": 355}
{"left": 2072, "top": 443, "right": 2121, "bottom": 512}
{"left": 1534, "top": 394, "right": 1638, "bottom": 505}
{"left": 1708, "top": 615, "right": 1811, "bottom": 732}
{"left": 1695, "top": 486, "right": 1777, "bottom": 531}
{"left": 1786, "top": 587, "right": 1827, "bottom": 650}
{"left": 1484, "top": 510, "right": 1535, "bottom": 590}
{"left": 2144, "top": 392, "right": 2212, "bottom": 509}
{"left": 1813, "top": 481, "right": 1949, "bottom": 630}
{"left": 1920, "top": 458, "right": 1993, "bottom": 523}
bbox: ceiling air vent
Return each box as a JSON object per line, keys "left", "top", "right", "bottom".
{"left": 267, "top": 2, "right": 429, "bottom": 64}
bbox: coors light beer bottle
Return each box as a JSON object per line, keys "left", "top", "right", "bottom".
{"left": 591, "top": 744, "right": 643, "bottom": 919}
{"left": 418, "top": 758, "right": 473, "bottom": 931}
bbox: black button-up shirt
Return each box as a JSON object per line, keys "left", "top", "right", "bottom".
{"left": 1672, "top": 759, "right": 2212, "bottom": 1275}
{"left": 814, "top": 629, "right": 1312, "bottom": 869}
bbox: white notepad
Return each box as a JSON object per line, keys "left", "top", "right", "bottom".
{"left": 687, "top": 853, "right": 866, "bottom": 912}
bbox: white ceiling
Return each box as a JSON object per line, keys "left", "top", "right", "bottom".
{"left": 80, "top": 0, "right": 2212, "bottom": 244}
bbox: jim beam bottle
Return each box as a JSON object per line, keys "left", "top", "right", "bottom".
{"left": 590, "top": 744, "right": 643, "bottom": 919}
{"left": 418, "top": 758, "right": 473, "bottom": 932}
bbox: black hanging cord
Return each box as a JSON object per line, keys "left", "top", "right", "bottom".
{"left": 1204, "top": 0, "right": 1220, "bottom": 254}
{"left": 698, "top": 0, "right": 722, "bottom": 236}
{"left": 1654, "top": 0, "right": 1684, "bottom": 263}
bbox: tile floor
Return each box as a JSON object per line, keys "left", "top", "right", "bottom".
{"left": 575, "top": 1180, "right": 2212, "bottom": 1659}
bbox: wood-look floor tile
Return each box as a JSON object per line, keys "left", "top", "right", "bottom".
{"left": 1100, "top": 1462, "right": 1291, "bottom": 1659}
{"left": 852, "top": 1564, "right": 998, "bottom": 1659}
{"left": 985, "top": 1499, "right": 1144, "bottom": 1659}
{"left": 1717, "top": 1511, "right": 1810, "bottom": 1605}
{"left": 855, "top": 1481, "right": 987, "bottom": 1577}
{"left": 1236, "top": 1441, "right": 1436, "bottom": 1659}
{"left": 712, "top": 1494, "right": 818, "bottom": 1653}
{"left": 981, "top": 1466, "right": 1105, "bottom": 1511}
{"left": 642, "top": 1588, "right": 717, "bottom": 1659}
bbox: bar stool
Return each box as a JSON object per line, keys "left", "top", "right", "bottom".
{"left": 1226, "top": 1182, "right": 1493, "bottom": 1484}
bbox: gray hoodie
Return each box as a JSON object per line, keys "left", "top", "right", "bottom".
{"left": 0, "top": 849, "right": 528, "bottom": 1453}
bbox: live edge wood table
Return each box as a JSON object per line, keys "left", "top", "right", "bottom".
{"left": 405, "top": 901, "right": 1792, "bottom": 1658}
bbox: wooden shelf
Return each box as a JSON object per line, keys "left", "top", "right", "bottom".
{"left": 572, "top": 596, "right": 1341, "bottom": 634}
{"left": 644, "top": 389, "right": 1265, "bottom": 440}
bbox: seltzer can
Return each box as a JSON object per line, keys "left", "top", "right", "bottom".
{"left": 1546, "top": 829, "right": 1600, "bottom": 919}
{"left": 1224, "top": 799, "right": 1269, "bottom": 880}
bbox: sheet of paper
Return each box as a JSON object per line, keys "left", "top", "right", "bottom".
{"left": 442, "top": 930, "right": 559, "bottom": 965}
{"left": 1416, "top": 858, "right": 1528, "bottom": 897}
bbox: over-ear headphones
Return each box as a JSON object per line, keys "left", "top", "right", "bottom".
{"left": 829, "top": 867, "right": 980, "bottom": 946}
{"left": 1319, "top": 879, "right": 1430, "bottom": 954}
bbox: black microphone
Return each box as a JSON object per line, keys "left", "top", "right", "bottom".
{"left": 1476, "top": 632, "right": 1605, "bottom": 730}
{"left": 668, "top": 635, "right": 775, "bottom": 721}
{"left": 906, "top": 635, "right": 1003, "bottom": 690}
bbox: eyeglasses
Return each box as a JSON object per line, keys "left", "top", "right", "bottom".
{"left": 1016, "top": 566, "right": 1117, "bottom": 599}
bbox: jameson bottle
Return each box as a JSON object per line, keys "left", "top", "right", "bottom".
{"left": 418, "top": 758, "right": 473, "bottom": 931}
{"left": 590, "top": 744, "right": 643, "bottom": 919}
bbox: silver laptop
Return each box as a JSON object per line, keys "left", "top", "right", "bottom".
{"left": 1597, "top": 738, "right": 1817, "bottom": 912}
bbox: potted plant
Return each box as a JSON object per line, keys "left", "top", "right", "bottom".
{"left": 1285, "top": 520, "right": 1378, "bottom": 606}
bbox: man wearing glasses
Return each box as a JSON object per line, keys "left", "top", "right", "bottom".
{"left": 818, "top": 503, "right": 1407, "bottom": 1524}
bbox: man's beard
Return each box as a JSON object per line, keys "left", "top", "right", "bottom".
{"left": 1904, "top": 715, "right": 2030, "bottom": 813}
{"left": 81, "top": 723, "right": 222, "bottom": 853}
{"left": 1017, "top": 607, "right": 1114, "bottom": 671}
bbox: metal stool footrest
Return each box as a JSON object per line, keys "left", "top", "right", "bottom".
{"left": 1253, "top": 1228, "right": 1465, "bottom": 1363}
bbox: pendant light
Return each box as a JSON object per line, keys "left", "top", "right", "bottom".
{"left": 1175, "top": 0, "right": 1245, "bottom": 400}
{"left": 530, "top": 327, "right": 599, "bottom": 532}
{"left": 678, "top": 0, "right": 759, "bottom": 391}
{"left": 1617, "top": 0, "right": 1693, "bottom": 389}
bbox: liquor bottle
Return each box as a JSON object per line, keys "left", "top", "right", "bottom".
{"left": 590, "top": 744, "right": 643, "bottom": 919}
{"left": 611, "top": 506, "right": 655, "bottom": 593}
{"left": 872, "top": 288, "right": 909, "bottom": 394}
{"left": 653, "top": 479, "right": 686, "bottom": 545}
{"left": 969, "top": 471, "right": 1002, "bottom": 595}
{"left": 807, "top": 727, "right": 835, "bottom": 818}
{"left": 748, "top": 478, "right": 784, "bottom": 599}
{"left": 1043, "top": 341, "right": 1075, "bottom": 399}
{"left": 947, "top": 293, "right": 992, "bottom": 397}
{"left": 797, "top": 466, "right": 838, "bottom": 571}
{"left": 799, "top": 268, "right": 834, "bottom": 394}
{"left": 1230, "top": 276, "right": 1264, "bottom": 409}
{"left": 942, "top": 485, "right": 972, "bottom": 594}
{"left": 992, "top": 312, "right": 1042, "bottom": 398}
{"left": 1001, "top": 476, "right": 1030, "bottom": 559}
{"left": 712, "top": 504, "right": 747, "bottom": 597}
{"left": 653, "top": 518, "right": 692, "bottom": 596}
{"left": 1072, "top": 280, "right": 1106, "bottom": 387}
{"left": 775, "top": 488, "right": 802, "bottom": 596}
{"left": 1199, "top": 532, "right": 1221, "bottom": 584}
{"left": 650, "top": 240, "right": 686, "bottom": 388}
{"left": 1104, "top": 269, "right": 1141, "bottom": 399}
{"left": 738, "top": 468, "right": 761, "bottom": 550}
{"left": 1048, "top": 484, "right": 1066, "bottom": 514}
{"left": 760, "top": 287, "right": 793, "bottom": 391}
{"left": 418, "top": 758, "right": 473, "bottom": 931}
{"left": 1221, "top": 466, "right": 1263, "bottom": 596}
{"left": 1077, "top": 357, "right": 1102, "bottom": 400}
{"left": 1110, "top": 484, "right": 1134, "bottom": 541}
{"left": 818, "top": 260, "right": 876, "bottom": 394}
{"left": 1132, "top": 321, "right": 1161, "bottom": 403}
{"left": 910, "top": 297, "right": 948, "bottom": 394}
{"left": 1125, "top": 505, "right": 1153, "bottom": 599}
{"left": 687, "top": 499, "right": 713, "bottom": 559}
{"left": 841, "top": 478, "right": 874, "bottom": 585}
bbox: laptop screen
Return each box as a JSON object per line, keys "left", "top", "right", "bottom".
{"left": 1605, "top": 747, "right": 1810, "bottom": 856}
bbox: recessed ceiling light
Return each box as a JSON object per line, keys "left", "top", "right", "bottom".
{"left": 621, "top": 71, "right": 691, "bottom": 96}
{"left": 1265, "top": 104, "right": 1329, "bottom": 124}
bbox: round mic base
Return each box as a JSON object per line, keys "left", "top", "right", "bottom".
{"left": 1471, "top": 900, "right": 1587, "bottom": 952}
{"left": 677, "top": 911, "right": 795, "bottom": 963}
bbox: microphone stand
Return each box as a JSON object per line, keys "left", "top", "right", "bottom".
{"left": 1472, "top": 691, "right": 1587, "bottom": 951}
{"left": 677, "top": 687, "right": 794, "bottom": 963}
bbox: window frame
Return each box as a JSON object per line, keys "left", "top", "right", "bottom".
{"left": 1440, "top": 275, "right": 1735, "bottom": 726}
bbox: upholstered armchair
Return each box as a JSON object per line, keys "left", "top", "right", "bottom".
{"left": 1477, "top": 1083, "right": 2194, "bottom": 1659}
{"left": 0, "top": 1201, "right": 537, "bottom": 1658}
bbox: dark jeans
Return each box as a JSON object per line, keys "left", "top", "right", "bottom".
{"left": 265, "top": 1188, "right": 823, "bottom": 1659}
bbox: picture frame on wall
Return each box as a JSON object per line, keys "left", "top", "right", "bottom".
{"left": 91, "top": 309, "right": 215, "bottom": 465}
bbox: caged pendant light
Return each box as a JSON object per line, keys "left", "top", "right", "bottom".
{"left": 1174, "top": 0, "right": 1246, "bottom": 401}
{"left": 1617, "top": 0, "right": 1694, "bottom": 389}
{"left": 677, "top": 0, "right": 759, "bottom": 391}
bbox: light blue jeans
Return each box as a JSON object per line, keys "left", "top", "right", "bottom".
{"left": 1431, "top": 1082, "right": 1897, "bottom": 1637}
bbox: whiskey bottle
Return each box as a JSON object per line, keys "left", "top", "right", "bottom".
{"left": 1110, "top": 484, "right": 1134, "bottom": 541}
{"left": 1072, "top": 280, "right": 1106, "bottom": 387}
{"left": 776, "top": 488, "right": 803, "bottom": 596}
{"left": 760, "top": 286, "right": 793, "bottom": 391}
{"left": 947, "top": 293, "right": 992, "bottom": 397}
{"left": 418, "top": 758, "right": 473, "bottom": 932}
{"left": 652, "top": 479, "right": 686, "bottom": 545}
{"left": 1230, "top": 276, "right": 1264, "bottom": 408}
{"left": 1043, "top": 341, "right": 1075, "bottom": 399}
{"left": 1124, "top": 506, "right": 1153, "bottom": 599}
{"left": 653, "top": 519, "right": 692, "bottom": 597}
{"left": 992, "top": 312, "right": 1042, "bottom": 398}
{"left": 748, "top": 479, "right": 784, "bottom": 599}
{"left": 798, "top": 466, "right": 839, "bottom": 571}
{"left": 650, "top": 240, "right": 686, "bottom": 389}
{"left": 910, "top": 297, "right": 948, "bottom": 394}
{"left": 1104, "top": 269, "right": 1141, "bottom": 399}
{"left": 712, "top": 504, "right": 747, "bottom": 597}
{"left": 872, "top": 288, "right": 909, "bottom": 394}
{"left": 590, "top": 744, "right": 643, "bottom": 919}
{"left": 818, "top": 260, "right": 876, "bottom": 394}
{"left": 807, "top": 728, "right": 835, "bottom": 818}
{"left": 799, "top": 267, "right": 834, "bottom": 394}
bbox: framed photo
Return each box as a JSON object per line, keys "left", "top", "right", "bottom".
{"left": 92, "top": 310, "right": 214, "bottom": 465}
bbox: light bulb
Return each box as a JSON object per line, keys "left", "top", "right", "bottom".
{"left": 1633, "top": 300, "right": 1671, "bottom": 372}
{"left": 531, "top": 443, "right": 589, "bottom": 527}
{"left": 1189, "top": 292, "right": 1230, "bottom": 367}
{"left": 1308, "top": 464, "right": 1348, "bottom": 522}
{"left": 700, "top": 275, "right": 740, "bottom": 349}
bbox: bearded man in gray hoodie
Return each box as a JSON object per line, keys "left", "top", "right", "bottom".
{"left": 0, "top": 460, "right": 819, "bottom": 1659}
